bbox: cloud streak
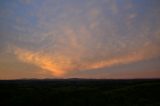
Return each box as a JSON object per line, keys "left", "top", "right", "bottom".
{"left": 85, "top": 46, "right": 160, "bottom": 70}
{"left": 12, "top": 42, "right": 160, "bottom": 76}
{"left": 13, "top": 47, "right": 65, "bottom": 76}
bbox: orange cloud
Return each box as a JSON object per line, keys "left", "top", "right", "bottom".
{"left": 13, "top": 47, "right": 70, "bottom": 76}
{"left": 12, "top": 42, "right": 160, "bottom": 77}
{"left": 84, "top": 43, "right": 160, "bottom": 70}
{"left": 84, "top": 51, "right": 147, "bottom": 70}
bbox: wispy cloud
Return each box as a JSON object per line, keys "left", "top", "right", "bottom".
{"left": 12, "top": 42, "right": 160, "bottom": 76}
{"left": 84, "top": 45, "right": 160, "bottom": 70}
{"left": 13, "top": 47, "right": 66, "bottom": 76}
{"left": 1, "top": 0, "right": 160, "bottom": 78}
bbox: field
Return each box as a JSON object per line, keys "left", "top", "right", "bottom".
{"left": 0, "top": 79, "right": 160, "bottom": 106}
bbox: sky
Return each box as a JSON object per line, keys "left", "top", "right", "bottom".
{"left": 0, "top": 0, "right": 160, "bottom": 79}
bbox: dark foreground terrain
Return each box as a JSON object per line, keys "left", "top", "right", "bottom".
{"left": 0, "top": 79, "right": 160, "bottom": 106}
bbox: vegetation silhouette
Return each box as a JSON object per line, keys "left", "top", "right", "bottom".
{"left": 0, "top": 79, "right": 160, "bottom": 106}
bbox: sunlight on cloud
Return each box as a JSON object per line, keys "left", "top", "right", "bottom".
{"left": 3, "top": 0, "right": 160, "bottom": 77}
{"left": 85, "top": 46, "right": 160, "bottom": 70}
{"left": 12, "top": 42, "right": 160, "bottom": 76}
{"left": 13, "top": 47, "right": 66, "bottom": 76}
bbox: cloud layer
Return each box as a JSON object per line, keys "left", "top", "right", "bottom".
{"left": 1, "top": 0, "right": 160, "bottom": 77}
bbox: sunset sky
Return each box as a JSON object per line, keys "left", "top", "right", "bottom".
{"left": 0, "top": 0, "right": 160, "bottom": 79}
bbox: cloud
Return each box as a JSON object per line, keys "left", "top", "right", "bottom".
{"left": 84, "top": 45, "right": 160, "bottom": 70}
{"left": 12, "top": 41, "right": 160, "bottom": 76}
{"left": 13, "top": 47, "right": 66, "bottom": 76}
{"left": 2, "top": 0, "right": 160, "bottom": 78}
